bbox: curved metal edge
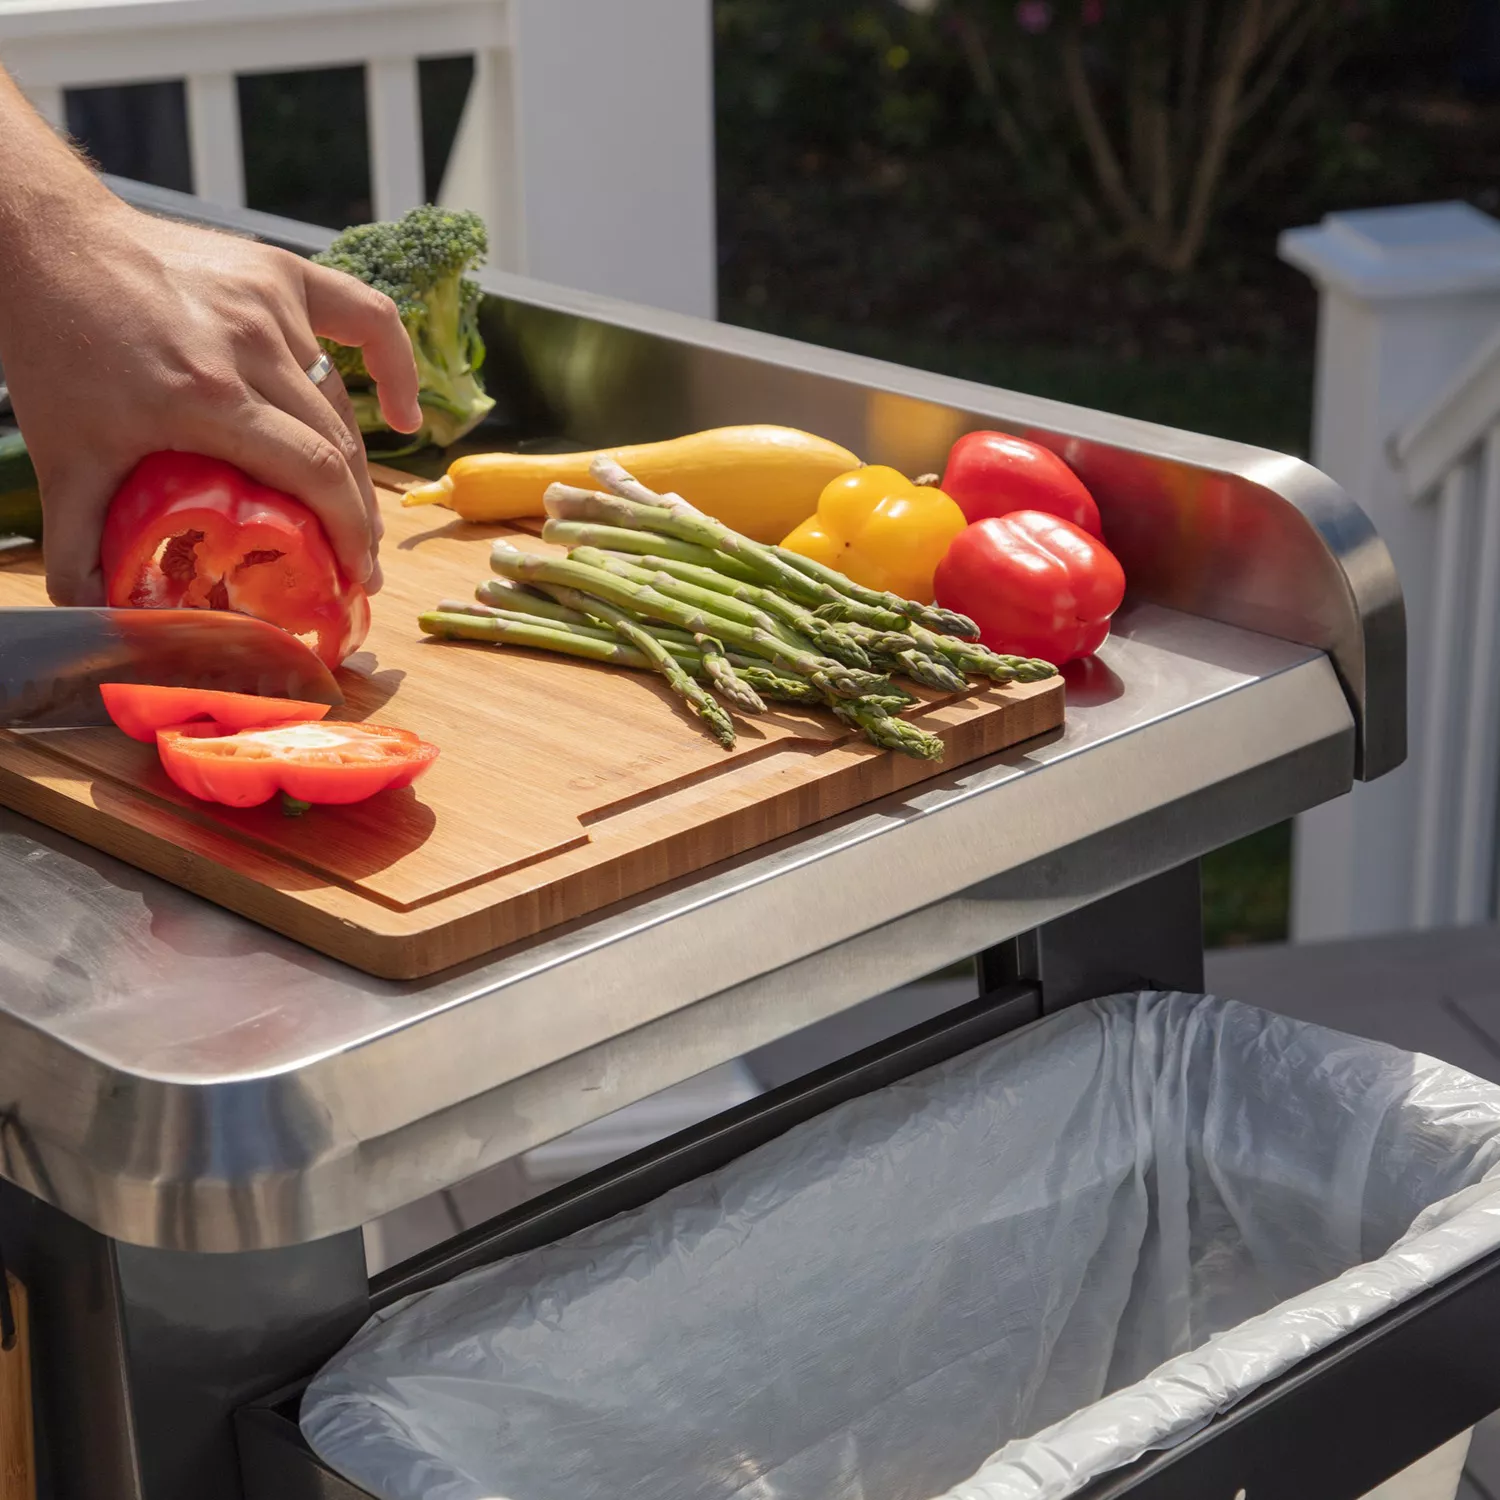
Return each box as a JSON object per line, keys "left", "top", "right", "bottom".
{"left": 105, "top": 176, "right": 1405, "bottom": 782}
{"left": 0, "top": 654, "right": 1354, "bottom": 1252}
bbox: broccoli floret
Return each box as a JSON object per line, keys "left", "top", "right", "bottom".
{"left": 313, "top": 204, "right": 495, "bottom": 454}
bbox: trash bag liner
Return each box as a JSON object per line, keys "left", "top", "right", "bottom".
{"left": 302, "top": 992, "right": 1500, "bottom": 1500}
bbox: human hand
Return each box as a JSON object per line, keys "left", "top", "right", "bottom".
{"left": 0, "top": 194, "right": 421, "bottom": 604}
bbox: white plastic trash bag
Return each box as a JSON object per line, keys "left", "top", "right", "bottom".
{"left": 302, "top": 992, "right": 1500, "bottom": 1500}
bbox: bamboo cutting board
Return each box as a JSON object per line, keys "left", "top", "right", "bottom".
{"left": 0, "top": 469, "right": 1064, "bottom": 978}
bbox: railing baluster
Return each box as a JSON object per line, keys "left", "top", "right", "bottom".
{"left": 1456, "top": 424, "right": 1500, "bottom": 922}
{"left": 437, "top": 46, "right": 521, "bottom": 272}
{"left": 366, "top": 56, "right": 425, "bottom": 221}
{"left": 185, "top": 72, "right": 245, "bottom": 208}
{"left": 1413, "top": 460, "right": 1476, "bottom": 927}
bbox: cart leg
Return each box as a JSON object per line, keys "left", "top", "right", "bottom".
{"left": 981, "top": 859, "right": 1205, "bottom": 1013}
{"left": 0, "top": 1179, "right": 368, "bottom": 1500}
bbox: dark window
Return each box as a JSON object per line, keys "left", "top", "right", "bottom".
{"left": 239, "top": 66, "right": 372, "bottom": 228}
{"left": 65, "top": 81, "right": 191, "bottom": 194}
{"left": 419, "top": 55, "right": 476, "bottom": 204}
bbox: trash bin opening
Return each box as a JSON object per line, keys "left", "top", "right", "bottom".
{"left": 303, "top": 993, "right": 1500, "bottom": 1500}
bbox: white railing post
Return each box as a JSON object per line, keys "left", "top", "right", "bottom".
{"left": 366, "top": 55, "right": 425, "bottom": 222}
{"left": 1280, "top": 203, "right": 1500, "bottom": 939}
{"left": 1453, "top": 424, "right": 1500, "bottom": 919}
{"left": 185, "top": 71, "right": 245, "bottom": 207}
{"left": 440, "top": 0, "right": 716, "bottom": 318}
{"left": 1410, "top": 460, "right": 1474, "bottom": 926}
{"left": 437, "top": 45, "right": 523, "bottom": 273}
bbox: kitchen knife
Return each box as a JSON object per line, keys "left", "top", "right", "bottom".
{"left": 0, "top": 608, "right": 343, "bottom": 730}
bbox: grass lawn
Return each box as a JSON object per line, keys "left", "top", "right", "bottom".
{"left": 724, "top": 307, "right": 1310, "bottom": 950}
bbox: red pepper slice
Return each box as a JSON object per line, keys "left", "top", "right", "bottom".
{"left": 156, "top": 721, "right": 438, "bottom": 808}
{"left": 100, "top": 684, "right": 332, "bottom": 744}
{"left": 100, "top": 453, "right": 371, "bottom": 669}
{"left": 934, "top": 510, "right": 1126, "bottom": 664}
{"left": 940, "top": 431, "right": 1103, "bottom": 539}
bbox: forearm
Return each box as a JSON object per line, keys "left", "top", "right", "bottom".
{"left": 0, "top": 65, "right": 120, "bottom": 337}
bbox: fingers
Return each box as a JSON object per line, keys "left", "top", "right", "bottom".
{"left": 37, "top": 460, "right": 123, "bottom": 606}
{"left": 184, "top": 398, "right": 376, "bottom": 588}
{"left": 301, "top": 261, "right": 422, "bottom": 435}
{"left": 251, "top": 343, "right": 385, "bottom": 585}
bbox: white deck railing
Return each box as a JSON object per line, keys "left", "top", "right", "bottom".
{"left": 0, "top": 0, "right": 716, "bottom": 317}
{"left": 1390, "top": 330, "right": 1500, "bottom": 926}
{"left": 1283, "top": 202, "right": 1500, "bottom": 938}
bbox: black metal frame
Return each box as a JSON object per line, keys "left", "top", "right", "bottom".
{"left": 1079, "top": 1243, "right": 1500, "bottom": 1499}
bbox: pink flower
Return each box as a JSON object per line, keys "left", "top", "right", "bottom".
{"left": 1016, "top": 0, "right": 1053, "bottom": 32}
{"left": 1081, "top": 0, "right": 1104, "bottom": 22}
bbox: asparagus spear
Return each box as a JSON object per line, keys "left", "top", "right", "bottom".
{"left": 830, "top": 698, "right": 946, "bottom": 760}
{"left": 544, "top": 482, "right": 905, "bottom": 629}
{"left": 773, "top": 546, "right": 979, "bottom": 637}
{"left": 492, "top": 542, "right": 890, "bottom": 699}
{"left": 541, "top": 519, "right": 760, "bottom": 583}
{"left": 694, "top": 634, "right": 766, "bottom": 713}
{"left": 473, "top": 579, "right": 595, "bottom": 627}
{"left": 462, "top": 589, "right": 821, "bottom": 696}
{"left": 809, "top": 598, "right": 909, "bottom": 631}
{"left": 436, "top": 598, "right": 704, "bottom": 662}
{"left": 568, "top": 545, "right": 805, "bottom": 649}
{"left": 586, "top": 455, "right": 976, "bottom": 636}
{"left": 426, "top": 609, "right": 816, "bottom": 704}
{"left": 423, "top": 610, "right": 943, "bottom": 757}
{"left": 532, "top": 582, "right": 739, "bottom": 749}
{"left": 474, "top": 579, "right": 702, "bottom": 652}
{"left": 906, "top": 623, "right": 1059, "bottom": 684}
{"left": 892, "top": 649, "right": 969, "bottom": 693}
{"left": 737, "top": 668, "right": 823, "bottom": 705}
{"left": 421, "top": 610, "right": 667, "bottom": 670}
{"left": 595, "top": 550, "right": 874, "bottom": 667}
{"left": 579, "top": 546, "right": 872, "bottom": 667}
{"left": 830, "top": 622, "right": 970, "bottom": 692}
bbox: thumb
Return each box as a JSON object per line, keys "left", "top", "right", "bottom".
{"left": 38, "top": 464, "right": 117, "bottom": 606}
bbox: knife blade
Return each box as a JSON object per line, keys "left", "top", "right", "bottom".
{"left": 0, "top": 608, "right": 344, "bottom": 730}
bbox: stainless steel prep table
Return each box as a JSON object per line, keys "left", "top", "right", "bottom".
{"left": 0, "top": 181, "right": 1441, "bottom": 1500}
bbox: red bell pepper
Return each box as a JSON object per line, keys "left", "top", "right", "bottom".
{"left": 156, "top": 720, "right": 438, "bottom": 808}
{"left": 934, "top": 511, "right": 1126, "bottom": 664}
{"left": 940, "top": 431, "right": 1103, "bottom": 538}
{"left": 100, "top": 684, "right": 332, "bottom": 744}
{"left": 100, "top": 453, "right": 370, "bottom": 669}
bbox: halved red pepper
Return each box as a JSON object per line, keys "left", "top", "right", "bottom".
{"left": 940, "top": 431, "right": 1103, "bottom": 538}
{"left": 100, "top": 453, "right": 370, "bottom": 669}
{"left": 156, "top": 720, "right": 438, "bottom": 808}
{"left": 101, "top": 684, "right": 331, "bottom": 744}
{"left": 934, "top": 510, "right": 1126, "bottom": 664}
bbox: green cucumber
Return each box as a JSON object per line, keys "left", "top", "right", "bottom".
{"left": 0, "top": 429, "right": 43, "bottom": 540}
{"left": 0, "top": 429, "right": 36, "bottom": 491}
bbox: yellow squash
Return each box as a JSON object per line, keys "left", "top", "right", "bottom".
{"left": 401, "top": 426, "right": 861, "bottom": 543}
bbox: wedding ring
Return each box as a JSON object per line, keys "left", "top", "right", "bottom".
{"left": 305, "top": 351, "right": 336, "bottom": 386}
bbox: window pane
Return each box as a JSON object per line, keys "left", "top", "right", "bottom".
{"left": 65, "top": 81, "right": 191, "bottom": 194}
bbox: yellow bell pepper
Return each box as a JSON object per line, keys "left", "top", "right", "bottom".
{"left": 780, "top": 466, "right": 967, "bottom": 605}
